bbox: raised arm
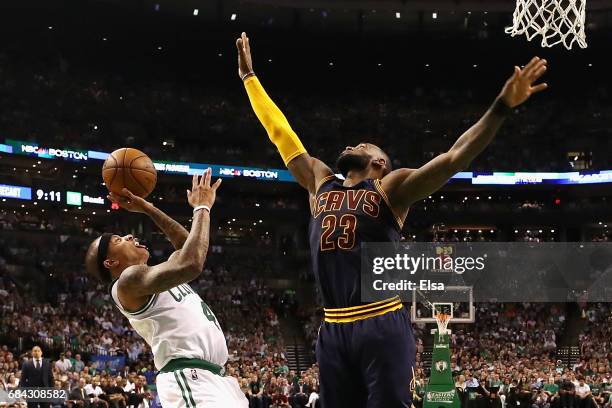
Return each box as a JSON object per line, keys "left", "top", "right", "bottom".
{"left": 117, "top": 170, "right": 221, "bottom": 303}
{"left": 108, "top": 188, "right": 188, "bottom": 250}
{"left": 383, "top": 57, "right": 548, "bottom": 213}
{"left": 236, "top": 32, "right": 333, "bottom": 194}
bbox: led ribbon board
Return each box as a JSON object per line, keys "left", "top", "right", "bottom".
{"left": 3, "top": 139, "right": 612, "bottom": 185}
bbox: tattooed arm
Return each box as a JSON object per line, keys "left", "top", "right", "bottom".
{"left": 108, "top": 188, "right": 188, "bottom": 250}
{"left": 117, "top": 171, "right": 222, "bottom": 306}
{"left": 143, "top": 205, "right": 188, "bottom": 250}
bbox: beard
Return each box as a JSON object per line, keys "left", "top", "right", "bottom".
{"left": 335, "top": 152, "right": 370, "bottom": 177}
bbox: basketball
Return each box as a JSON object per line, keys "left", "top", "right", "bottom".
{"left": 102, "top": 148, "right": 157, "bottom": 198}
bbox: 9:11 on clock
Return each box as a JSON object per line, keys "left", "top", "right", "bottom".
{"left": 36, "top": 189, "right": 61, "bottom": 202}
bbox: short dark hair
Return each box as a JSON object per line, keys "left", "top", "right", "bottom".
{"left": 85, "top": 235, "right": 113, "bottom": 283}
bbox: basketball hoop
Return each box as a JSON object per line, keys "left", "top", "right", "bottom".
{"left": 435, "top": 313, "right": 451, "bottom": 340}
{"left": 505, "top": 0, "right": 587, "bottom": 49}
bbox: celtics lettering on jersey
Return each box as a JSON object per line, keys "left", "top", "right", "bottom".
{"left": 167, "top": 284, "right": 221, "bottom": 331}
{"left": 110, "top": 280, "right": 229, "bottom": 370}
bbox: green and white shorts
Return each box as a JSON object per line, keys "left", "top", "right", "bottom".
{"left": 157, "top": 367, "right": 247, "bottom": 408}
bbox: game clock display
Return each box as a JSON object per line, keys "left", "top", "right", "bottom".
{"left": 35, "top": 188, "right": 62, "bottom": 202}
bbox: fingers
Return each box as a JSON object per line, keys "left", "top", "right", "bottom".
{"left": 202, "top": 167, "right": 212, "bottom": 187}
{"left": 523, "top": 57, "right": 547, "bottom": 79}
{"left": 240, "top": 32, "right": 251, "bottom": 56}
{"left": 509, "top": 66, "right": 520, "bottom": 82}
{"left": 121, "top": 188, "right": 136, "bottom": 199}
{"left": 530, "top": 83, "right": 548, "bottom": 94}
{"left": 236, "top": 38, "right": 245, "bottom": 57}
{"left": 192, "top": 174, "right": 198, "bottom": 191}
{"left": 522, "top": 56, "right": 541, "bottom": 77}
{"left": 532, "top": 64, "right": 547, "bottom": 82}
{"left": 212, "top": 178, "right": 222, "bottom": 191}
{"left": 108, "top": 192, "right": 128, "bottom": 204}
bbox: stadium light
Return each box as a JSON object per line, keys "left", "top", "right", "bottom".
{"left": 395, "top": 12, "right": 401, "bottom": 19}
{"left": 432, "top": 12, "right": 438, "bottom": 19}
{"left": 193, "top": 9, "right": 199, "bottom": 16}
{"left": 231, "top": 13, "right": 237, "bottom": 21}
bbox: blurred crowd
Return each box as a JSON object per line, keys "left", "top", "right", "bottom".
{"left": 413, "top": 303, "right": 611, "bottom": 408}
{"left": 0, "top": 52, "right": 611, "bottom": 174}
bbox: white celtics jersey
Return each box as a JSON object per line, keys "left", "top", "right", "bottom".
{"left": 110, "top": 281, "right": 228, "bottom": 371}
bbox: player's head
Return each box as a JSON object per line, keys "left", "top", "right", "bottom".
{"left": 335, "top": 142, "right": 392, "bottom": 178}
{"left": 85, "top": 233, "right": 149, "bottom": 284}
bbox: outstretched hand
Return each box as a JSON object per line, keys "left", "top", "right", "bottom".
{"left": 499, "top": 56, "right": 548, "bottom": 108}
{"left": 186, "top": 168, "right": 222, "bottom": 209}
{"left": 108, "top": 189, "right": 153, "bottom": 213}
{"left": 236, "top": 32, "right": 254, "bottom": 80}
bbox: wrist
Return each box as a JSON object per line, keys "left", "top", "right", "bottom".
{"left": 193, "top": 205, "right": 211, "bottom": 214}
{"left": 491, "top": 97, "right": 513, "bottom": 117}
{"left": 241, "top": 71, "right": 256, "bottom": 81}
{"left": 141, "top": 202, "right": 156, "bottom": 214}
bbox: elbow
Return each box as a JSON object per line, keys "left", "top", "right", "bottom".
{"left": 177, "top": 263, "right": 202, "bottom": 282}
{"left": 182, "top": 247, "right": 209, "bottom": 278}
{"left": 268, "top": 124, "right": 292, "bottom": 143}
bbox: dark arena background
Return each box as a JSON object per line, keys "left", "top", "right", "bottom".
{"left": 0, "top": 0, "right": 611, "bottom": 407}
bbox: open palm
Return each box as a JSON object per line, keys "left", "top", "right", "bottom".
{"left": 499, "top": 56, "right": 548, "bottom": 108}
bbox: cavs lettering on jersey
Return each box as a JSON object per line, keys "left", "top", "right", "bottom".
{"left": 110, "top": 281, "right": 228, "bottom": 371}
{"left": 309, "top": 176, "right": 403, "bottom": 308}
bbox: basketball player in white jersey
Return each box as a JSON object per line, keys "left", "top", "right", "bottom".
{"left": 85, "top": 169, "right": 248, "bottom": 408}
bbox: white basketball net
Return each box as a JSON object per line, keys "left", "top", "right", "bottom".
{"left": 435, "top": 313, "right": 451, "bottom": 340}
{"left": 505, "top": 0, "right": 587, "bottom": 49}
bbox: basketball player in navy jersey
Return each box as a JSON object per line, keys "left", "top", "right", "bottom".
{"left": 236, "top": 32, "right": 548, "bottom": 408}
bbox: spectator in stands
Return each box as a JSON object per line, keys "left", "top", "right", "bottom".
{"left": 575, "top": 377, "right": 594, "bottom": 408}
{"left": 20, "top": 345, "right": 54, "bottom": 408}
{"left": 103, "top": 377, "right": 126, "bottom": 408}
{"left": 55, "top": 352, "right": 72, "bottom": 373}
{"left": 84, "top": 377, "right": 108, "bottom": 408}
{"left": 289, "top": 376, "right": 310, "bottom": 408}
{"left": 72, "top": 354, "right": 85, "bottom": 374}
{"left": 68, "top": 378, "right": 90, "bottom": 407}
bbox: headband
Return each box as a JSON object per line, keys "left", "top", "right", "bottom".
{"left": 97, "top": 233, "right": 113, "bottom": 282}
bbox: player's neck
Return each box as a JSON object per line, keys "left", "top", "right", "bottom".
{"left": 343, "top": 169, "right": 375, "bottom": 187}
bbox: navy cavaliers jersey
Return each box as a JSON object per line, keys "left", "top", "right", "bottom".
{"left": 309, "top": 175, "right": 403, "bottom": 308}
